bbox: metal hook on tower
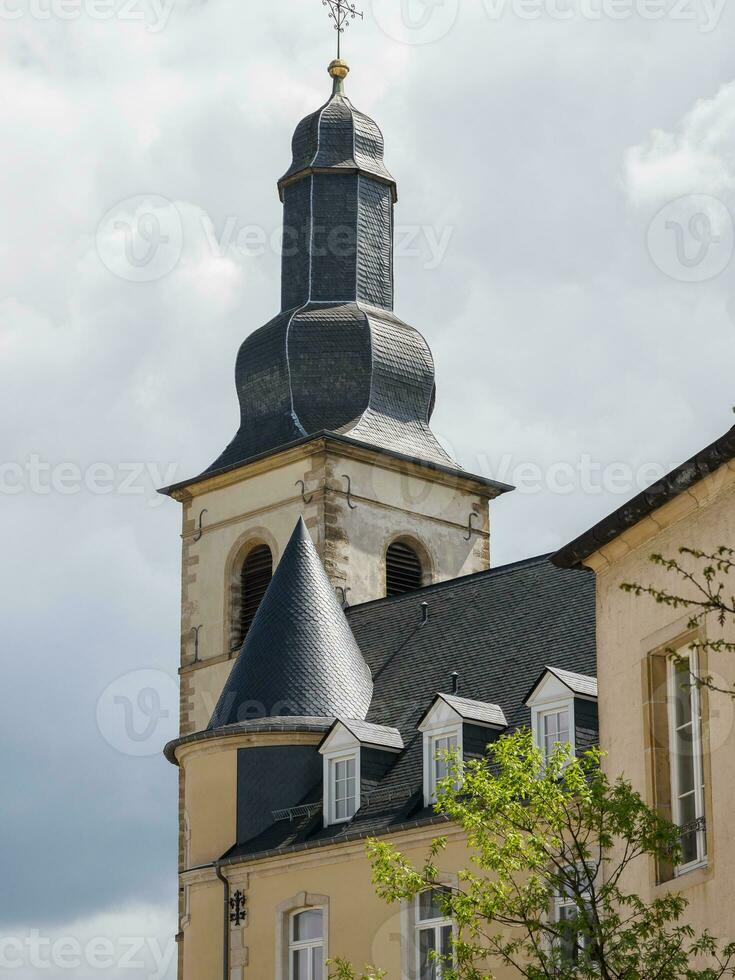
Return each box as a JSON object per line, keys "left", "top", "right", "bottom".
{"left": 295, "top": 480, "right": 314, "bottom": 505}
{"left": 342, "top": 474, "right": 358, "bottom": 510}
{"left": 190, "top": 625, "right": 203, "bottom": 664}
{"left": 464, "top": 512, "right": 480, "bottom": 541}
{"left": 193, "top": 509, "right": 208, "bottom": 543}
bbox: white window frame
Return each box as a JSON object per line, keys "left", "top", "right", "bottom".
{"left": 413, "top": 888, "right": 455, "bottom": 980}
{"left": 422, "top": 724, "right": 463, "bottom": 806}
{"left": 419, "top": 699, "right": 465, "bottom": 807}
{"left": 322, "top": 749, "right": 360, "bottom": 827}
{"left": 288, "top": 907, "right": 325, "bottom": 980}
{"left": 667, "top": 649, "right": 707, "bottom": 876}
{"left": 549, "top": 865, "right": 594, "bottom": 966}
{"left": 533, "top": 699, "right": 575, "bottom": 764}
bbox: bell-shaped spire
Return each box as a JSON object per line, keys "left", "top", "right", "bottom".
{"left": 203, "top": 64, "right": 457, "bottom": 478}
{"left": 208, "top": 518, "right": 373, "bottom": 729}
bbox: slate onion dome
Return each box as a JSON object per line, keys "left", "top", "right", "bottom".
{"left": 204, "top": 61, "right": 458, "bottom": 478}
{"left": 208, "top": 518, "right": 373, "bottom": 730}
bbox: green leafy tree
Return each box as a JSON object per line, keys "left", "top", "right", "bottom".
{"left": 329, "top": 730, "right": 734, "bottom": 980}
{"left": 621, "top": 545, "right": 735, "bottom": 696}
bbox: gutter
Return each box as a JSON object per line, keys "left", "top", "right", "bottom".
{"left": 214, "top": 863, "right": 230, "bottom": 980}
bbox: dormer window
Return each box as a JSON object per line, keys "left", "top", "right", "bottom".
{"left": 419, "top": 693, "right": 507, "bottom": 807}
{"left": 538, "top": 705, "right": 571, "bottom": 764}
{"left": 319, "top": 719, "right": 403, "bottom": 827}
{"left": 426, "top": 728, "right": 461, "bottom": 803}
{"left": 329, "top": 754, "right": 358, "bottom": 824}
{"left": 526, "top": 667, "right": 598, "bottom": 765}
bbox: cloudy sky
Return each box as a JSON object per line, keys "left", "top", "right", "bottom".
{"left": 2, "top": 0, "right": 735, "bottom": 975}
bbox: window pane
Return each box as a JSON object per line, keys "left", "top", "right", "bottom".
{"left": 292, "top": 948, "right": 308, "bottom": 980}
{"left": 419, "top": 889, "right": 447, "bottom": 921}
{"left": 558, "top": 905, "right": 580, "bottom": 964}
{"left": 418, "top": 927, "right": 437, "bottom": 980}
{"left": 440, "top": 924, "right": 452, "bottom": 960}
{"left": 311, "top": 946, "right": 323, "bottom": 980}
{"left": 676, "top": 746, "right": 696, "bottom": 797}
{"left": 543, "top": 709, "right": 570, "bottom": 759}
{"left": 680, "top": 825, "right": 699, "bottom": 866}
{"left": 673, "top": 660, "right": 693, "bottom": 729}
{"left": 293, "top": 909, "right": 322, "bottom": 942}
{"left": 333, "top": 757, "right": 357, "bottom": 821}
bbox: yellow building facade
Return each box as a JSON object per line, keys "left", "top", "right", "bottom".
{"left": 553, "top": 425, "right": 735, "bottom": 952}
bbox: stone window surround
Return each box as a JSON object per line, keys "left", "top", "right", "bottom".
{"left": 642, "top": 617, "right": 714, "bottom": 888}
{"left": 400, "top": 874, "right": 458, "bottom": 980}
{"left": 275, "top": 892, "right": 330, "bottom": 980}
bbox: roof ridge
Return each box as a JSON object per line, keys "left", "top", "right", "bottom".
{"left": 346, "top": 553, "right": 557, "bottom": 616}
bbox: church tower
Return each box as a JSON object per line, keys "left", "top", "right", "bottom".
{"left": 161, "top": 59, "right": 511, "bottom": 738}
{"left": 162, "top": 58, "right": 513, "bottom": 977}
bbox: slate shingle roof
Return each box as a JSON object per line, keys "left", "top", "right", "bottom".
{"left": 186, "top": 74, "right": 463, "bottom": 482}
{"left": 278, "top": 85, "right": 396, "bottom": 198}
{"left": 425, "top": 693, "right": 508, "bottom": 728}
{"left": 205, "top": 301, "right": 456, "bottom": 476}
{"left": 324, "top": 718, "right": 404, "bottom": 751}
{"left": 220, "top": 554, "right": 596, "bottom": 864}
{"left": 208, "top": 518, "right": 373, "bottom": 729}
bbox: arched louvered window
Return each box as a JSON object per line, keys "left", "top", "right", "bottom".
{"left": 386, "top": 541, "right": 424, "bottom": 597}
{"left": 232, "top": 545, "right": 272, "bottom": 650}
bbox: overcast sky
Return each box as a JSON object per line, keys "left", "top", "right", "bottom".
{"left": 2, "top": 0, "right": 735, "bottom": 975}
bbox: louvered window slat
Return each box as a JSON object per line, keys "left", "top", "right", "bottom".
{"left": 234, "top": 545, "right": 273, "bottom": 650}
{"left": 386, "top": 542, "right": 423, "bottom": 597}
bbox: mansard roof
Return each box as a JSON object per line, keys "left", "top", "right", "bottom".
{"left": 207, "top": 518, "right": 373, "bottom": 729}
{"left": 218, "top": 554, "right": 596, "bottom": 863}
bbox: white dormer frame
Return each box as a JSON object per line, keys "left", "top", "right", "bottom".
{"left": 527, "top": 670, "right": 595, "bottom": 763}
{"left": 319, "top": 723, "right": 361, "bottom": 827}
{"left": 418, "top": 699, "right": 464, "bottom": 807}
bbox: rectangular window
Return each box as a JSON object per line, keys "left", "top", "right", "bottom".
{"left": 426, "top": 730, "right": 461, "bottom": 804}
{"left": 667, "top": 651, "right": 707, "bottom": 874}
{"left": 290, "top": 909, "right": 324, "bottom": 980}
{"left": 551, "top": 872, "right": 591, "bottom": 966}
{"left": 416, "top": 889, "right": 453, "bottom": 980}
{"left": 540, "top": 707, "right": 571, "bottom": 763}
{"left": 330, "top": 756, "right": 357, "bottom": 823}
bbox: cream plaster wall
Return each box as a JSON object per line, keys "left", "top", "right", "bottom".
{"left": 181, "top": 744, "right": 238, "bottom": 869}
{"left": 183, "top": 831, "right": 519, "bottom": 980}
{"left": 592, "top": 462, "right": 735, "bottom": 943}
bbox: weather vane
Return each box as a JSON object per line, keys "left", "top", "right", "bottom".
{"left": 322, "top": 0, "right": 363, "bottom": 60}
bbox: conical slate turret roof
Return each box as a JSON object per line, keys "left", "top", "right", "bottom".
{"left": 208, "top": 518, "right": 373, "bottom": 730}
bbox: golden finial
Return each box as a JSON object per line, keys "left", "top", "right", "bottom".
{"left": 328, "top": 58, "right": 350, "bottom": 80}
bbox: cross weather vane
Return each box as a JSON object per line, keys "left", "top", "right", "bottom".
{"left": 322, "top": 0, "right": 363, "bottom": 60}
